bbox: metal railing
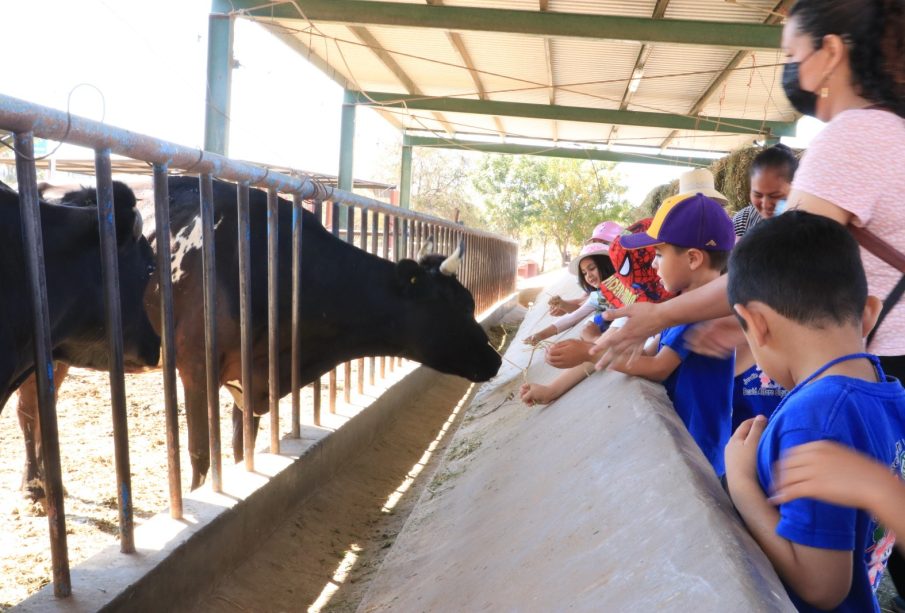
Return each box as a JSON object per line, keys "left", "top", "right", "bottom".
{"left": 0, "top": 92, "right": 517, "bottom": 598}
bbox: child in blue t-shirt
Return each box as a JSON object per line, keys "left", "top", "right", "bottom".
{"left": 725, "top": 211, "right": 905, "bottom": 613}
{"left": 610, "top": 193, "right": 735, "bottom": 476}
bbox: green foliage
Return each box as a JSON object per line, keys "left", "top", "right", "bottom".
{"left": 410, "top": 147, "right": 486, "bottom": 226}
{"left": 473, "top": 155, "right": 631, "bottom": 263}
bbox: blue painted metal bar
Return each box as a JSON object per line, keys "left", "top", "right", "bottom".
{"left": 14, "top": 131, "right": 71, "bottom": 597}
{"left": 94, "top": 148, "right": 135, "bottom": 554}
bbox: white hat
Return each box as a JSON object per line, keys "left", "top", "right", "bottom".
{"left": 678, "top": 168, "right": 727, "bottom": 204}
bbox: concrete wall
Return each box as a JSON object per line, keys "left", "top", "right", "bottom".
{"left": 358, "top": 271, "right": 795, "bottom": 612}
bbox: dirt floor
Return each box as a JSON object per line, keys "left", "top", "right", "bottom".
{"left": 189, "top": 372, "right": 483, "bottom": 613}
{"left": 0, "top": 354, "right": 421, "bottom": 611}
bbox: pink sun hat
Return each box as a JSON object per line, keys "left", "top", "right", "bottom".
{"left": 568, "top": 242, "right": 610, "bottom": 275}
{"left": 587, "top": 220, "right": 624, "bottom": 244}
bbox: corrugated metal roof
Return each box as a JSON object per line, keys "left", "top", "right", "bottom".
{"left": 253, "top": 0, "right": 797, "bottom": 157}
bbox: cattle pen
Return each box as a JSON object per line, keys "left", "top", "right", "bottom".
{"left": 0, "top": 93, "right": 518, "bottom": 605}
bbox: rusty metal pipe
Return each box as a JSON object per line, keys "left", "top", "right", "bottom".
{"left": 200, "top": 174, "right": 222, "bottom": 491}
{"left": 152, "top": 164, "right": 183, "bottom": 519}
{"left": 94, "top": 148, "right": 135, "bottom": 554}
{"left": 14, "top": 132, "right": 71, "bottom": 597}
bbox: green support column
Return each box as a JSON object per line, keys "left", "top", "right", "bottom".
{"left": 337, "top": 89, "right": 357, "bottom": 225}
{"left": 204, "top": 6, "right": 234, "bottom": 155}
{"left": 400, "top": 135, "right": 413, "bottom": 210}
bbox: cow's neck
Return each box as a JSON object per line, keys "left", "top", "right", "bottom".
{"left": 302, "top": 242, "right": 409, "bottom": 369}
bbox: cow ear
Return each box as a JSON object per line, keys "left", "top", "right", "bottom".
{"left": 395, "top": 259, "right": 425, "bottom": 292}
{"left": 112, "top": 182, "right": 140, "bottom": 245}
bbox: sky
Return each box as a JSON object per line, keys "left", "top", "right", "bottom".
{"left": 2, "top": 0, "right": 823, "bottom": 205}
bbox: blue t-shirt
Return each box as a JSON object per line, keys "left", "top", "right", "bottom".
{"left": 732, "top": 363, "right": 787, "bottom": 431}
{"left": 756, "top": 370, "right": 905, "bottom": 613}
{"left": 659, "top": 324, "right": 734, "bottom": 475}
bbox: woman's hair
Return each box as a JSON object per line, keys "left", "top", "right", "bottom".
{"left": 749, "top": 143, "right": 799, "bottom": 182}
{"left": 577, "top": 254, "right": 616, "bottom": 293}
{"left": 788, "top": 0, "right": 905, "bottom": 117}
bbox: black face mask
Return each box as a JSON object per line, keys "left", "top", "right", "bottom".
{"left": 782, "top": 49, "right": 820, "bottom": 117}
{"left": 782, "top": 61, "right": 818, "bottom": 117}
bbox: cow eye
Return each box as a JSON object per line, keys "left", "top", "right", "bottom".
{"left": 410, "top": 276, "right": 417, "bottom": 284}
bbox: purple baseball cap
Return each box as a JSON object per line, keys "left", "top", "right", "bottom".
{"left": 620, "top": 193, "right": 734, "bottom": 251}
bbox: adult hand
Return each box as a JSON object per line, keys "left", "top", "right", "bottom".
{"left": 770, "top": 441, "right": 896, "bottom": 507}
{"left": 684, "top": 315, "right": 746, "bottom": 359}
{"left": 590, "top": 302, "right": 665, "bottom": 369}
{"left": 545, "top": 339, "right": 592, "bottom": 369}
{"left": 724, "top": 415, "right": 767, "bottom": 496}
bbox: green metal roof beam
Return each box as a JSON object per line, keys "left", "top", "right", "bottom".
{"left": 360, "top": 92, "right": 796, "bottom": 136}
{"left": 232, "top": 0, "right": 782, "bottom": 50}
{"left": 405, "top": 136, "right": 716, "bottom": 168}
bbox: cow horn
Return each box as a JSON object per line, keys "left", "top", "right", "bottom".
{"left": 439, "top": 240, "right": 465, "bottom": 276}
{"left": 417, "top": 236, "right": 435, "bottom": 261}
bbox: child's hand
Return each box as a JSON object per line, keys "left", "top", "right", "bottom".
{"left": 547, "top": 295, "right": 565, "bottom": 316}
{"left": 523, "top": 333, "right": 540, "bottom": 346}
{"left": 771, "top": 441, "right": 898, "bottom": 508}
{"left": 519, "top": 382, "right": 554, "bottom": 406}
{"left": 725, "top": 415, "right": 767, "bottom": 495}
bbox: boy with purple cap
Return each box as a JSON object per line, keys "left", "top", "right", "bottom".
{"left": 611, "top": 192, "right": 735, "bottom": 475}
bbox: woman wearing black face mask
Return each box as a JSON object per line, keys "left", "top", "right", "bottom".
{"left": 588, "top": 2, "right": 905, "bottom": 607}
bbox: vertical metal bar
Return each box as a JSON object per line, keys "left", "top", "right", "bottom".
{"left": 14, "top": 132, "right": 70, "bottom": 597}
{"left": 237, "top": 182, "right": 255, "bottom": 471}
{"left": 390, "top": 214, "right": 399, "bottom": 372}
{"left": 368, "top": 210, "right": 378, "bottom": 386}
{"left": 329, "top": 200, "right": 339, "bottom": 413}
{"left": 152, "top": 164, "right": 183, "bottom": 519}
{"left": 267, "top": 188, "right": 280, "bottom": 454}
{"left": 311, "top": 200, "right": 322, "bottom": 426}
{"left": 203, "top": 12, "right": 234, "bottom": 155}
{"left": 200, "top": 174, "right": 222, "bottom": 492}
{"left": 290, "top": 193, "right": 303, "bottom": 439}
{"left": 344, "top": 206, "right": 354, "bottom": 404}
{"left": 381, "top": 213, "right": 390, "bottom": 379}
{"left": 400, "top": 137, "right": 413, "bottom": 209}
{"left": 358, "top": 208, "right": 368, "bottom": 394}
{"left": 94, "top": 149, "right": 135, "bottom": 554}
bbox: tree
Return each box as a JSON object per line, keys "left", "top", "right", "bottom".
{"left": 372, "top": 140, "right": 486, "bottom": 227}
{"left": 473, "top": 155, "right": 631, "bottom": 265}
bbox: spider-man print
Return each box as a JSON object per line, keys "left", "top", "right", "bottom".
{"left": 598, "top": 218, "right": 673, "bottom": 308}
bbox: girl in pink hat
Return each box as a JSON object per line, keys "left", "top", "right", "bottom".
{"left": 526, "top": 242, "right": 615, "bottom": 346}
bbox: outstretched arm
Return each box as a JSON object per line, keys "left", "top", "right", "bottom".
{"left": 607, "top": 344, "right": 681, "bottom": 383}
{"left": 772, "top": 441, "right": 905, "bottom": 542}
{"left": 591, "top": 275, "right": 733, "bottom": 369}
{"left": 520, "top": 363, "right": 594, "bottom": 406}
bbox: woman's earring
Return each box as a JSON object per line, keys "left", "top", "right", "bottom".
{"left": 820, "top": 86, "right": 830, "bottom": 99}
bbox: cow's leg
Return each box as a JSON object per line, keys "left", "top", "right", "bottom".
{"left": 180, "top": 367, "right": 211, "bottom": 490}
{"left": 231, "top": 404, "right": 262, "bottom": 463}
{"left": 17, "top": 363, "right": 70, "bottom": 502}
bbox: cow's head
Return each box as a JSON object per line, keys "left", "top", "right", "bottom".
{"left": 47, "top": 183, "right": 160, "bottom": 371}
{"left": 392, "top": 241, "right": 501, "bottom": 382}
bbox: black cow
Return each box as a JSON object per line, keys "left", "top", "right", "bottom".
{"left": 18, "top": 176, "right": 501, "bottom": 495}
{"left": 0, "top": 181, "right": 160, "bottom": 413}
